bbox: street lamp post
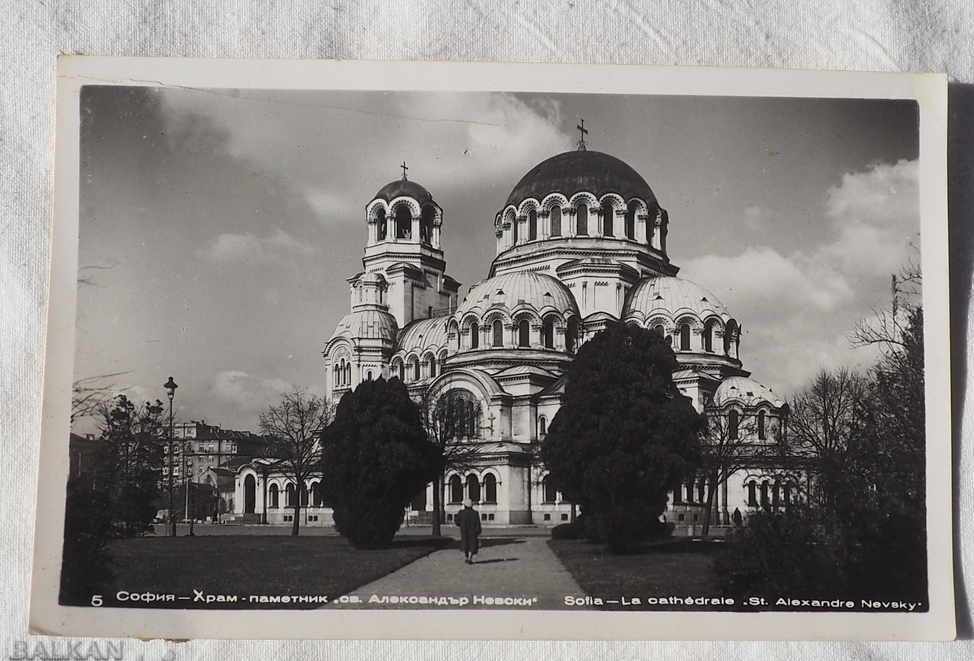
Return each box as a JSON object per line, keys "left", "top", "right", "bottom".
{"left": 163, "top": 376, "right": 178, "bottom": 537}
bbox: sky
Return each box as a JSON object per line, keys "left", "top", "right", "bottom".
{"left": 73, "top": 86, "right": 919, "bottom": 433}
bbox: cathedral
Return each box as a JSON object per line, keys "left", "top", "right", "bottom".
{"left": 233, "top": 131, "right": 790, "bottom": 533}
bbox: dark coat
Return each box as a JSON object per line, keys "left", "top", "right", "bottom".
{"left": 455, "top": 507, "right": 482, "bottom": 554}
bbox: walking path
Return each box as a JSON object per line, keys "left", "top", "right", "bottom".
{"left": 332, "top": 534, "right": 583, "bottom": 610}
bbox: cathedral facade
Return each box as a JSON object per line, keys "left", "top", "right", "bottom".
{"left": 233, "top": 140, "right": 790, "bottom": 533}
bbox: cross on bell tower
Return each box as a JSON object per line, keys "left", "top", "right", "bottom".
{"left": 576, "top": 118, "right": 588, "bottom": 151}
{"left": 400, "top": 160, "right": 408, "bottom": 180}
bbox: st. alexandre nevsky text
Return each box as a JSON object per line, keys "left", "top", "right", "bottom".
{"left": 564, "top": 596, "right": 925, "bottom": 611}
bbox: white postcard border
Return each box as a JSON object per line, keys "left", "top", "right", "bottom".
{"left": 30, "top": 57, "right": 953, "bottom": 641}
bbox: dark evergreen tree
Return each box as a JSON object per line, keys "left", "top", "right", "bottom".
{"left": 540, "top": 322, "right": 704, "bottom": 552}
{"left": 321, "top": 377, "right": 442, "bottom": 548}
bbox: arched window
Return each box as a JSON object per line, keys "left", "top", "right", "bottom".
{"left": 511, "top": 213, "right": 519, "bottom": 244}
{"left": 376, "top": 208, "right": 387, "bottom": 241}
{"left": 760, "top": 481, "right": 770, "bottom": 508}
{"left": 483, "top": 474, "right": 497, "bottom": 503}
{"left": 449, "top": 475, "right": 463, "bottom": 504}
{"left": 285, "top": 483, "right": 295, "bottom": 508}
{"left": 673, "top": 482, "right": 683, "bottom": 504}
{"left": 679, "top": 323, "right": 691, "bottom": 351}
{"left": 542, "top": 475, "right": 557, "bottom": 503}
{"left": 517, "top": 318, "right": 530, "bottom": 347}
{"left": 685, "top": 482, "right": 695, "bottom": 503}
{"left": 697, "top": 479, "right": 706, "bottom": 503}
{"left": 653, "top": 324, "right": 665, "bottom": 339}
{"left": 427, "top": 355, "right": 436, "bottom": 379}
{"left": 704, "top": 319, "right": 716, "bottom": 353}
{"left": 575, "top": 204, "right": 588, "bottom": 235}
{"left": 747, "top": 481, "right": 757, "bottom": 507}
{"left": 366, "top": 370, "right": 373, "bottom": 381}
{"left": 728, "top": 409, "right": 740, "bottom": 440}
{"left": 466, "top": 474, "right": 481, "bottom": 503}
{"left": 300, "top": 484, "right": 309, "bottom": 508}
{"left": 758, "top": 410, "right": 766, "bottom": 440}
{"left": 310, "top": 483, "right": 321, "bottom": 507}
{"left": 469, "top": 321, "right": 479, "bottom": 349}
{"left": 566, "top": 317, "right": 579, "bottom": 353}
{"left": 772, "top": 481, "right": 781, "bottom": 508}
{"left": 601, "top": 201, "right": 614, "bottom": 236}
{"left": 420, "top": 205, "right": 435, "bottom": 244}
{"left": 345, "top": 363, "right": 351, "bottom": 385}
{"left": 783, "top": 483, "right": 792, "bottom": 507}
{"left": 391, "top": 359, "right": 402, "bottom": 379}
{"left": 269, "top": 484, "right": 279, "bottom": 508}
{"left": 724, "top": 320, "right": 738, "bottom": 355}
{"left": 625, "top": 201, "right": 637, "bottom": 239}
{"left": 413, "top": 359, "right": 421, "bottom": 382}
{"left": 538, "top": 415, "right": 547, "bottom": 436}
{"left": 492, "top": 319, "right": 504, "bottom": 347}
{"left": 528, "top": 209, "right": 538, "bottom": 241}
{"left": 395, "top": 205, "right": 412, "bottom": 239}
{"left": 542, "top": 317, "right": 555, "bottom": 348}
{"left": 550, "top": 205, "right": 562, "bottom": 237}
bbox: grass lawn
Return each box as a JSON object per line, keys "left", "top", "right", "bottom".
{"left": 548, "top": 538, "right": 726, "bottom": 610}
{"left": 76, "top": 535, "right": 448, "bottom": 609}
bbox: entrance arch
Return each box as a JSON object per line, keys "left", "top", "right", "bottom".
{"left": 243, "top": 474, "right": 256, "bottom": 514}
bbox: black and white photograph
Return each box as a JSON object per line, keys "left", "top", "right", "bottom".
{"left": 30, "top": 59, "right": 952, "bottom": 640}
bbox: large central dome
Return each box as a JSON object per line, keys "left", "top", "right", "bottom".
{"left": 505, "top": 150, "right": 659, "bottom": 208}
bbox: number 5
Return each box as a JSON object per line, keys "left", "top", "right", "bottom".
{"left": 91, "top": 594, "right": 103, "bottom": 607}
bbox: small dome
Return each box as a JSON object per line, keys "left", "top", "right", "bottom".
{"left": 624, "top": 276, "right": 730, "bottom": 322}
{"left": 330, "top": 309, "right": 398, "bottom": 343}
{"left": 713, "top": 376, "right": 784, "bottom": 408}
{"left": 397, "top": 316, "right": 450, "bottom": 354}
{"left": 373, "top": 178, "right": 433, "bottom": 203}
{"left": 455, "top": 271, "right": 579, "bottom": 320}
{"left": 505, "top": 150, "right": 659, "bottom": 208}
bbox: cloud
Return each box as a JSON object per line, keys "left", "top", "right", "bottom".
{"left": 200, "top": 228, "right": 314, "bottom": 264}
{"left": 823, "top": 158, "right": 919, "bottom": 277}
{"left": 211, "top": 370, "right": 294, "bottom": 413}
{"left": 742, "top": 205, "right": 769, "bottom": 230}
{"left": 158, "top": 88, "right": 572, "bottom": 225}
{"left": 684, "top": 159, "right": 919, "bottom": 395}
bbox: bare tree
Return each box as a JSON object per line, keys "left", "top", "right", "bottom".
{"left": 851, "top": 255, "right": 921, "bottom": 354}
{"left": 421, "top": 389, "right": 484, "bottom": 537}
{"left": 786, "top": 368, "right": 871, "bottom": 509}
{"left": 71, "top": 371, "right": 131, "bottom": 424}
{"left": 259, "top": 390, "right": 333, "bottom": 536}
{"left": 698, "top": 406, "right": 761, "bottom": 536}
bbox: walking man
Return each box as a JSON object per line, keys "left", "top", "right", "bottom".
{"left": 455, "top": 498, "right": 482, "bottom": 564}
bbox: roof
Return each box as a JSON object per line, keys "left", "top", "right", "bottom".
{"left": 713, "top": 376, "right": 784, "bottom": 408}
{"left": 505, "top": 150, "right": 659, "bottom": 208}
{"left": 373, "top": 178, "right": 433, "bottom": 204}
{"left": 330, "top": 308, "right": 398, "bottom": 343}
{"left": 397, "top": 316, "right": 450, "bottom": 354}
{"left": 455, "top": 271, "right": 579, "bottom": 320}
{"left": 624, "top": 276, "right": 731, "bottom": 322}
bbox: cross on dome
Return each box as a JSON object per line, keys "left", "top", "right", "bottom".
{"left": 400, "top": 160, "right": 409, "bottom": 180}
{"left": 576, "top": 118, "right": 588, "bottom": 151}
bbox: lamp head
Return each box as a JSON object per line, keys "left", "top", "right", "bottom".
{"left": 164, "top": 376, "right": 178, "bottom": 399}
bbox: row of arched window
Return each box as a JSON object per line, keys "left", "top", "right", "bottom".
{"left": 465, "top": 316, "right": 577, "bottom": 352}
{"left": 725, "top": 409, "right": 767, "bottom": 440}
{"left": 373, "top": 204, "right": 436, "bottom": 243}
{"left": 508, "top": 201, "right": 642, "bottom": 244}
{"left": 746, "top": 480, "right": 793, "bottom": 509}
{"left": 448, "top": 473, "right": 498, "bottom": 504}
{"left": 268, "top": 482, "right": 325, "bottom": 508}
{"left": 649, "top": 319, "right": 738, "bottom": 354}
{"left": 391, "top": 352, "right": 444, "bottom": 383}
{"left": 332, "top": 358, "right": 352, "bottom": 388}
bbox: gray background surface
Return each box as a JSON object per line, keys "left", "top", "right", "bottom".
{"left": 2, "top": 1, "right": 973, "bottom": 658}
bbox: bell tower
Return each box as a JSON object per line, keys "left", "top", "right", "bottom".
{"left": 360, "top": 166, "right": 461, "bottom": 327}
